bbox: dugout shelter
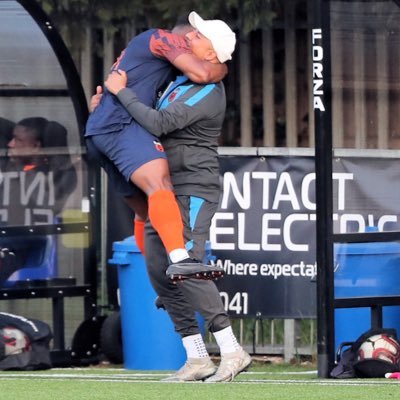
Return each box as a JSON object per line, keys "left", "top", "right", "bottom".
{"left": 0, "top": 0, "right": 99, "bottom": 365}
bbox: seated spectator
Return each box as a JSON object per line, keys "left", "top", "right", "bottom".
{"left": 0, "top": 117, "right": 77, "bottom": 286}
{"left": 4, "top": 117, "right": 77, "bottom": 224}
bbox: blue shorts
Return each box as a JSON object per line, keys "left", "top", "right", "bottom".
{"left": 85, "top": 124, "right": 167, "bottom": 197}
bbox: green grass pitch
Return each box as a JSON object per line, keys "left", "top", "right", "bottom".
{"left": 1, "top": 363, "right": 400, "bottom": 400}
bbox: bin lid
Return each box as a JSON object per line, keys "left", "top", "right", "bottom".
{"left": 112, "top": 235, "right": 141, "bottom": 253}
{"left": 334, "top": 241, "right": 400, "bottom": 255}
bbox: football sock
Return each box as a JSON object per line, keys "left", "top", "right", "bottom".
{"left": 148, "top": 190, "right": 189, "bottom": 262}
{"left": 182, "top": 334, "right": 209, "bottom": 359}
{"left": 213, "top": 326, "right": 241, "bottom": 355}
{"left": 133, "top": 219, "right": 146, "bottom": 255}
{"left": 169, "top": 248, "right": 190, "bottom": 263}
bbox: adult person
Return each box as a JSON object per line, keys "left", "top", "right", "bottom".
{"left": 4, "top": 117, "right": 77, "bottom": 222}
{"left": 102, "top": 12, "right": 252, "bottom": 382}
{"left": 0, "top": 117, "right": 77, "bottom": 285}
{"left": 85, "top": 13, "right": 230, "bottom": 281}
{"left": 6, "top": 117, "right": 77, "bottom": 217}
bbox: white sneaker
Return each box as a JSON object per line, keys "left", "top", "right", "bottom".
{"left": 205, "top": 349, "right": 252, "bottom": 383}
{"left": 161, "top": 358, "right": 217, "bottom": 382}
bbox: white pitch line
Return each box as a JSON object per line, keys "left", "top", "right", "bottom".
{"left": 48, "top": 368, "right": 318, "bottom": 376}
{"left": 242, "top": 371, "right": 317, "bottom": 375}
{"left": 0, "top": 373, "right": 164, "bottom": 379}
{"left": 1, "top": 378, "right": 397, "bottom": 387}
{"left": 0, "top": 377, "right": 157, "bottom": 383}
{"left": 51, "top": 368, "right": 318, "bottom": 375}
{"left": 0, "top": 371, "right": 317, "bottom": 379}
{"left": 235, "top": 378, "right": 400, "bottom": 386}
{"left": 0, "top": 373, "right": 399, "bottom": 386}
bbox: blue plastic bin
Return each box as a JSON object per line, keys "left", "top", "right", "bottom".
{"left": 109, "top": 236, "right": 186, "bottom": 370}
{"left": 334, "top": 241, "right": 400, "bottom": 350}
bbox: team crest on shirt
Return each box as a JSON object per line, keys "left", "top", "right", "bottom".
{"left": 168, "top": 89, "right": 180, "bottom": 102}
{"left": 153, "top": 140, "right": 164, "bottom": 152}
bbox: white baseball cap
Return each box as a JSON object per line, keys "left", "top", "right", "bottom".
{"left": 188, "top": 11, "right": 236, "bottom": 63}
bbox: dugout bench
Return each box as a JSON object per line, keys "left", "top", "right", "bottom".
{"left": 334, "top": 230, "right": 400, "bottom": 330}
{"left": 0, "top": 221, "right": 98, "bottom": 366}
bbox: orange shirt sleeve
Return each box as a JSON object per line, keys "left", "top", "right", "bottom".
{"left": 149, "top": 29, "right": 191, "bottom": 62}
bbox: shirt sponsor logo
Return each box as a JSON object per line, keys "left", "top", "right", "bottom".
{"left": 168, "top": 89, "right": 180, "bottom": 102}
{"left": 153, "top": 140, "right": 164, "bottom": 152}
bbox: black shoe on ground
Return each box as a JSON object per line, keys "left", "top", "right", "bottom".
{"left": 166, "top": 258, "right": 224, "bottom": 282}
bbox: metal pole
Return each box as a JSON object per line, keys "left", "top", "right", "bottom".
{"left": 313, "top": 0, "right": 335, "bottom": 378}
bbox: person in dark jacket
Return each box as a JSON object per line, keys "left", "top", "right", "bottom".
{"left": 0, "top": 117, "right": 77, "bottom": 284}
{"left": 102, "top": 12, "right": 251, "bottom": 383}
{"left": 85, "top": 12, "right": 229, "bottom": 280}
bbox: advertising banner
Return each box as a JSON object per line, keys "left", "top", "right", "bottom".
{"left": 211, "top": 154, "right": 400, "bottom": 318}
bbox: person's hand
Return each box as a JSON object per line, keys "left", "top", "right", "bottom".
{"left": 105, "top": 69, "right": 128, "bottom": 95}
{"left": 90, "top": 86, "right": 103, "bottom": 112}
